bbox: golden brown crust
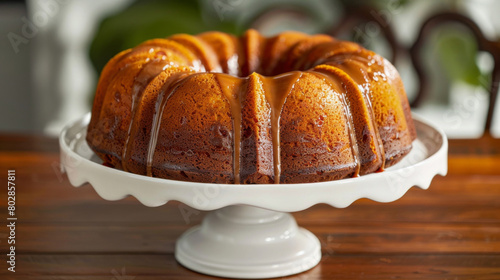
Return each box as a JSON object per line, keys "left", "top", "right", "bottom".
{"left": 86, "top": 29, "right": 416, "bottom": 184}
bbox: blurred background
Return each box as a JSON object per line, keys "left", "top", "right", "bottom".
{"left": 1, "top": 0, "right": 499, "bottom": 138}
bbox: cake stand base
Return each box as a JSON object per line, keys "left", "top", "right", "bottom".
{"left": 175, "top": 205, "right": 321, "bottom": 279}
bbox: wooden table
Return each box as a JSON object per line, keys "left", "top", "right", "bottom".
{"left": 1, "top": 134, "right": 499, "bottom": 279}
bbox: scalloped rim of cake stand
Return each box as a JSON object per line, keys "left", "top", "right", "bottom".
{"left": 59, "top": 113, "right": 448, "bottom": 212}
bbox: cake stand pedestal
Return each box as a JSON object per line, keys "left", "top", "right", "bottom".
{"left": 60, "top": 114, "right": 447, "bottom": 279}
{"left": 176, "top": 205, "right": 321, "bottom": 278}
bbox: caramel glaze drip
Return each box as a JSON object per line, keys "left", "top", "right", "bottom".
{"left": 312, "top": 64, "right": 385, "bottom": 175}
{"left": 203, "top": 71, "right": 301, "bottom": 184}
{"left": 121, "top": 58, "right": 170, "bottom": 171}
{"left": 214, "top": 74, "right": 246, "bottom": 184}
{"left": 339, "top": 88, "right": 362, "bottom": 176}
{"left": 261, "top": 72, "right": 303, "bottom": 184}
{"left": 325, "top": 54, "right": 387, "bottom": 170}
{"left": 146, "top": 72, "right": 194, "bottom": 177}
{"left": 308, "top": 71, "right": 361, "bottom": 177}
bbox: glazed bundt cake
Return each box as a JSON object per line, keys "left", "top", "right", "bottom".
{"left": 86, "top": 29, "right": 416, "bottom": 184}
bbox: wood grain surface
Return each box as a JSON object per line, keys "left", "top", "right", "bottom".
{"left": 0, "top": 134, "right": 499, "bottom": 279}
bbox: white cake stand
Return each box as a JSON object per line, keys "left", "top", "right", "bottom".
{"left": 60, "top": 113, "right": 447, "bottom": 279}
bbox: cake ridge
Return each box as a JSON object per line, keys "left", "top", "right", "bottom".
{"left": 146, "top": 71, "right": 197, "bottom": 177}
{"left": 303, "top": 41, "right": 361, "bottom": 71}
{"left": 277, "top": 34, "right": 333, "bottom": 74}
{"left": 197, "top": 31, "right": 242, "bottom": 77}
{"left": 311, "top": 65, "right": 384, "bottom": 174}
{"left": 169, "top": 34, "right": 222, "bottom": 73}
{"left": 241, "top": 29, "right": 266, "bottom": 76}
{"left": 121, "top": 58, "right": 171, "bottom": 171}
{"left": 89, "top": 49, "right": 132, "bottom": 132}
{"left": 341, "top": 54, "right": 387, "bottom": 170}
{"left": 260, "top": 31, "right": 308, "bottom": 76}
{"left": 362, "top": 79, "right": 386, "bottom": 171}
{"left": 135, "top": 39, "right": 206, "bottom": 72}
{"left": 94, "top": 58, "right": 159, "bottom": 165}
{"left": 308, "top": 70, "right": 361, "bottom": 177}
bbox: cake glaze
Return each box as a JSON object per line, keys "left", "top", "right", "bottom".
{"left": 87, "top": 29, "right": 416, "bottom": 184}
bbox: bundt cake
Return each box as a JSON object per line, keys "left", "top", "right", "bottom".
{"left": 86, "top": 29, "right": 416, "bottom": 184}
